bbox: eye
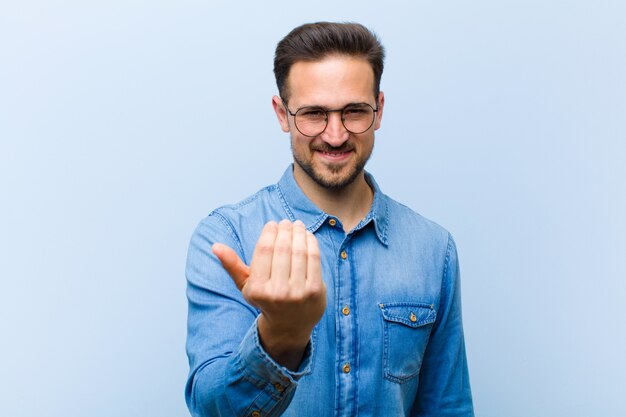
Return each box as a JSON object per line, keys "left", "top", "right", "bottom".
{"left": 343, "top": 105, "right": 370, "bottom": 118}
{"left": 345, "top": 107, "right": 366, "bottom": 115}
{"left": 299, "top": 108, "right": 326, "bottom": 119}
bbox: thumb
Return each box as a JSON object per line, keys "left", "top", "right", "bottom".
{"left": 212, "top": 243, "right": 250, "bottom": 290}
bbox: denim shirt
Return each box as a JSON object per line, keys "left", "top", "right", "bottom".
{"left": 185, "top": 166, "right": 474, "bottom": 417}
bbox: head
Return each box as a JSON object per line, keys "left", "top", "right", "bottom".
{"left": 274, "top": 22, "right": 385, "bottom": 103}
{"left": 272, "top": 22, "right": 386, "bottom": 191}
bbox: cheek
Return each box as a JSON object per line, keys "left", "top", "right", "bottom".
{"left": 290, "top": 135, "right": 308, "bottom": 153}
{"left": 359, "top": 136, "right": 375, "bottom": 155}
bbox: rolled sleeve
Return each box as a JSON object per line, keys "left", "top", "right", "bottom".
{"left": 185, "top": 213, "right": 312, "bottom": 417}
{"left": 224, "top": 319, "right": 313, "bottom": 415}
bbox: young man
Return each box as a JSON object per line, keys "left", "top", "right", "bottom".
{"left": 185, "top": 22, "right": 474, "bottom": 417}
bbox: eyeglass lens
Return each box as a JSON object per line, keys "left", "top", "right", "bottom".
{"left": 294, "top": 104, "right": 376, "bottom": 137}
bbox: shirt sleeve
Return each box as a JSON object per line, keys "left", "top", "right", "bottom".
{"left": 411, "top": 233, "right": 474, "bottom": 416}
{"left": 185, "top": 213, "right": 313, "bottom": 417}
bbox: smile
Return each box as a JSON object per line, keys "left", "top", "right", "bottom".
{"left": 317, "top": 150, "right": 353, "bottom": 160}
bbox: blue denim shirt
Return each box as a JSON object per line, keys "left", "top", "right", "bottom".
{"left": 185, "top": 166, "right": 474, "bottom": 417}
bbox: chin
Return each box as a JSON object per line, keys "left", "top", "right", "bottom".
{"left": 305, "top": 164, "right": 363, "bottom": 190}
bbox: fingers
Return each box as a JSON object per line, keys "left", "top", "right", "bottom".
{"left": 270, "top": 219, "right": 293, "bottom": 287}
{"left": 289, "top": 220, "right": 308, "bottom": 286}
{"left": 305, "top": 230, "right": 323, "bottom": 287}
{"left": 212, "top": 243, "right": 250, "bottom": 290}
{"left": 235, "top": 219, "right": 320, "bottom": 297}
{"left": 249, "top": 221, "right": 279, "bottom": 281}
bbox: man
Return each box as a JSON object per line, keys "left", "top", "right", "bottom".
{"left": 185, "top": 22, "right": 474, "bottom": 416}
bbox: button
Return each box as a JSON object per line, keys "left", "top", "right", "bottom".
{"left": 341, "top": 251, "right": 347, "bottom": 260}
{"left": 342, "top": 362, "right": 351, "bottom": 373}
{"left": 410, "top": 312, "right": 417, "bottom": 322}
{"left": 251, "top": 412, "right": 261, "bottom": 417}
{"left": 329, "top": 218, "right": 337, "bottom": 227}
{"left": 273, "top": 382, "right": 284, "bottom": 392}
{"left": 342, "top": 305, "right": 350, "bottom": 316}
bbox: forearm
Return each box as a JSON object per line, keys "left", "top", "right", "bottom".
{"left": 186, "top": 216, "right": 321, "bottom": 416}
{"left": 187, "top": 320, "right": 312, "bottom": 417}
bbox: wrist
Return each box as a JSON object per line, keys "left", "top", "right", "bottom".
{"left": 257, "top": 315, "right": 312, "bottom": 370}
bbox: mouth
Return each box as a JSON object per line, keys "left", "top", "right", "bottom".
{"left": 316, "top": 149, "right": 353, "bottom": 161}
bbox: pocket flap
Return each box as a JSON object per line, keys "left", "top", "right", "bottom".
{"left": 379, "top": 302, "right": 436, "bottom": 328}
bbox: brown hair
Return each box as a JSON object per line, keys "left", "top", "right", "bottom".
{"left": 274, "top": 22, "right": 385, "bottom": 102}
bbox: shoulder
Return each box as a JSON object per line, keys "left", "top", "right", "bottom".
{"left": 380, "top": 194, "right": 457, "bottom": 274}
{"left": 196, "top": 184, "right": 278, "bottom": 230}
{"left": 384, "top": 195, "right": 452, "bottom": 245}
{"left": 212, "top": 184, "right": 278, "bottom": 219}
{"left": 190, "top": 184, "right": 283, "bottom": 262}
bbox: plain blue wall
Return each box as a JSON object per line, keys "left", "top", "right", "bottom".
{"left": 1, "top": 1, "right": 625, "bottom": 416}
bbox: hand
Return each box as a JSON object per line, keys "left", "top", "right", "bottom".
{"left": 212, "top": 219, "right": 327, "bottom": 370}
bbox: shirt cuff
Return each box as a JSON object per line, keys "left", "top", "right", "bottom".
{"left": 234, "top": 317, "right": 314, "bottom": 403}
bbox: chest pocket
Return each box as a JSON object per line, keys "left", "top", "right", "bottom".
{"left": 379, "top": 302, "right": 437, "bottom": 383}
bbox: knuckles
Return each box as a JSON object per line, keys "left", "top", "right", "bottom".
{"left": 273, "top": 243, "right": 292, "bottom": 255}
{"left": 307, "top": 251, "right": 321, "bottom": 261}
{"left": 244, "top": 284, "right": 325, "bottom": 306}
{"left": 256, "top": 244, "right": 274, "bottom": 256}
{"left": 291, "top": 247, "right": 307, "bottom": 258}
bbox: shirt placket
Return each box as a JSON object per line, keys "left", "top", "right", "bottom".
{"left": 329, "top": 219, "right": 358, "bottom": 417}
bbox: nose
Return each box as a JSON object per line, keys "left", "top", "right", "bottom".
{"left": 320, "top": 110, "right": 349, "bottom": 147}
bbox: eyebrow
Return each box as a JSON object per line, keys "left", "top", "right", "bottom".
{"left": 297, "top": 102, "right": 371, "bottom": 110}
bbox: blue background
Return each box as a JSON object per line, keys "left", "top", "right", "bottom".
{"left": 1, "top": 1, "right": 625, "bottom": 416}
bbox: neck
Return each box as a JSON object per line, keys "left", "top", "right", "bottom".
{"left": 293, "top": 164, "right": 374, "bottom": 232}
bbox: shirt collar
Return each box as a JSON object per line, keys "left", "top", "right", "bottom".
{"left": 276, "top": 165, "right": 389, "bottom": 245}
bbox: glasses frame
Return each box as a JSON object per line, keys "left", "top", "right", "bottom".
{"left": 282, "top": 100, "right": 379, "bottom": 137}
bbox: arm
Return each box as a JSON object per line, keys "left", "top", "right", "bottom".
{"left": 411, "top": 234, "right": 474, "bottom": 417}
{"left": 185, "top": 215, "right": 325, "bottom": 417}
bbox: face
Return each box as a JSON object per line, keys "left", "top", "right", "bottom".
{"left": 273, "top": 55, "right": 384, "bottom": 191}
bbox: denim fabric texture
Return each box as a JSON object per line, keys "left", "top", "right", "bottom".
{"left": 185, "top": 166, "right": 474, "bottom": 417}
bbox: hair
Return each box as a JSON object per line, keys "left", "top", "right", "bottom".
{"left": 273, "top": 22, "right": 385, "bottom": 102}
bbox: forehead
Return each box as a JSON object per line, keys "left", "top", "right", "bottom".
{"left": 286, "top": 55, "right": 375, "bottom": 107}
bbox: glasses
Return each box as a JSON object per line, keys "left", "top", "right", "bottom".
{"left": 283, "top": 101, "right": 379, "bottom": 137}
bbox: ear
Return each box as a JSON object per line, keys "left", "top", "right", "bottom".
{"left": 272, "top": 95, "right": 291, "bottom": 133}
{"left": 374, "top": 91, "right": 385, "bottom": 131}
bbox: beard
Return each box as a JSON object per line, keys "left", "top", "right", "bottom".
{"left": 291, "top": 140, "right": 373, "bottom": 190}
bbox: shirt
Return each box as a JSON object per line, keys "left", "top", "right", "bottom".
{"left": 185, "top": 165, "right": 474, "bottom": 417}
